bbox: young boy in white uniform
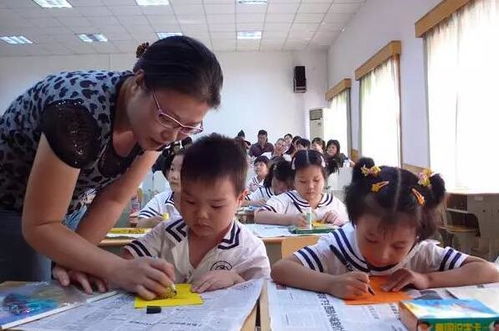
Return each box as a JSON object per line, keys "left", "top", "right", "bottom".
{"left": 123, "top": 134, "right": 270, "bottom": 294}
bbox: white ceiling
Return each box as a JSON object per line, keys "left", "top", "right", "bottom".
{"left": 0, "top": 0, "right": 366, "bottom": 57}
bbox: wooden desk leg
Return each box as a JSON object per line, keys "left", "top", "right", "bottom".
{"left": 259, "top": 281, "right": 271, "bottom": 331}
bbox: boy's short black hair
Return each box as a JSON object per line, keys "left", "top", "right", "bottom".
{"left": 258, "top": 129, "right": 268, "bottom": 136}
{"left": 181, "top": 133, "right": 247, "bottom": 194}
{"left": 254, "top": 155, "right": 269, "bottom": 166}
{"left": 345, "top": 157, "right": 446, "bottom": 241}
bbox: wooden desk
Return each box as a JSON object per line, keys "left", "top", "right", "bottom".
{"left": 1, "top": 281, "right": 256, "bottom": 331}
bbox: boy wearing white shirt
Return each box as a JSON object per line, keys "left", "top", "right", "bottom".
{"left": 123, "top": 134, "right": 270, "bottom": 294}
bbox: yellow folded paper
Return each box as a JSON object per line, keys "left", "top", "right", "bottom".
{"left": 311, "top": 221, "right": 335, "bottom": 229}
{"left": 134, "top": 284, "right": 203, "bottom": 308}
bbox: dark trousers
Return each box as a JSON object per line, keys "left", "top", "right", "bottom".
{"left": 0, "top": 209, "right": 51, "bottom": 282}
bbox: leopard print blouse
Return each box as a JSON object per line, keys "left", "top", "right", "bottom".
{"left": 0, "top": 70, "right": 143, "bottom": 214}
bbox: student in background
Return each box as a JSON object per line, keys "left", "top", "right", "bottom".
{"left": 255, "top": 150, "right": 348, "bottom": 227}
{"left": 283, "top": 133, "right": 293, "bottom": 152}
{"left": 285, "top": 135, "right": 301, "bottom": 157}
{"left": 262, "top": 138, "right": 291, "bottom": 162}
{"left": 326, "top": 139, "right": 354, "bottom": 167}
{"left": 296, "top": 138, "right": 311, "bottom": 151}
{"left": 244, "top": 159, "right": 294, "bottom": 207}
{"left": 249, "top": 129, "right": 274, "bottom": 157}
{"left": 137, "top": 150, "right": 184, "bottom": 228}
{"left": 0, "top": 36, "right": 223, "bottom": 291}
{"left": 247, "top": 156, "right": 269, "bottom": 193}
{"left": 311, "top": 137, "right": 325, "bottom": 154}
{"left": 123, "top": 134, "right": 270, "bottom": 297}
{"left": 271, "top": 158, "right": 499, "bottom": 299}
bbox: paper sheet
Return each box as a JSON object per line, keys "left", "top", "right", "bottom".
{"left": 447, "top": 284, "right": 499, "bottom": 312}
{"left": 244, "top": 224, "right": 298, "bottom": 238}
{"left": 344, "top": 276, "right": 411, "bottom": 305}
{"left": 134, "top": 284, "right": 203, "bottom": 308}
{"left": 267, "top": 281, "right": 407, "bottom": 331}
{"left": 19, "top": 279, "right": 263, "bottom": 331}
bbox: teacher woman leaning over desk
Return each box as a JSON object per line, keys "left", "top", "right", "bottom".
{"left": 0, "top": 36, "right": 223, "bottom": 300}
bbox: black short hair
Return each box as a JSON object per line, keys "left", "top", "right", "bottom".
{"left": 181, "top": 133, "right": 247, "bottom": 194}
{"left": 291, "top": 150, "right": 327, "bottom": 179}
{"left": 292, "top": 135, "right": 301, "bottom": 144}
{"left": 284, "top": 133, "right": 293, "bottom": 139}
{"left": 134, "top": 36, "right": 223, "bottom": 108}
{"left": 296, "top": 138, "right": 311, "bottom": 148}
{"left": 254, "top": 155, "right": 269, "bottom": 166}
{"left": 258, "top": 129, "right": 268, "bottom": 136}
{"left": 263, "top": 160, "right": 293, "bottom": 188}
{"left": 345, "top": 157, "right": 446, "bottom": 241}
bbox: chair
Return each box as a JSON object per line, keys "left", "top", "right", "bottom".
{"left": 280, "top": 236, "right": 319, "bottom": 258}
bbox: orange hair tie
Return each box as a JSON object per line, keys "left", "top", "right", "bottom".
{"left": 411, "top": 188, "right": 425, "bottom": 206}
{"left": 371, "top": 181, "right": 389, "bottom": 192}
{"left": 361, "top": 165, "right": 381, "bottom": 177}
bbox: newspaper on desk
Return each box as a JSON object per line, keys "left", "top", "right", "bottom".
{"left": 267, "top": 281, "right": 458, "bottom": 331}
{"left": 244, "top": 224, "right": 298, "bottom": 238}
{"left": 19, "top": 279, "right": 263, "bottom": 331}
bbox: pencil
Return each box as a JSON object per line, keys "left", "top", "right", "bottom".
{"left": 330, "top": 245, "right": 375, "bottom": 296}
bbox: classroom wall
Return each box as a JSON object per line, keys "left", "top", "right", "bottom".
{"left": 0, "top": 50, "right": 328, "bottom": 144}
{"left": 327, "top": 0, "right": 441, "bottom": 167}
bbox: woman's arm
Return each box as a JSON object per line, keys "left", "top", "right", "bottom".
{"left": 22, "top": 135, "right": 172, "bottom": 298}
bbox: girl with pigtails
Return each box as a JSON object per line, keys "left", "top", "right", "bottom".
{"left": 271, "top": 157, "right": 499, "bottom": 299}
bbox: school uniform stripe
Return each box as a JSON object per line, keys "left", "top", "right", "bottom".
{"left": 165, "top": 219, "right": 185, "bottom": 242}
{"left": 292, "top": 201, "right": 303, "bottom": 213}
{"left": 264, "top": 187, "right": 274, "bottom": 200}
{"left": 448, "top": 252, "right": 462, "bottom": 270}
{"left": 303, "top": 246, "right": 324, "bottom": 272}
{"left": 439, "top": 248, "right": 454, "bottom": 271}
{"left": 176, "top": 221, "right": 187, "bottom": 237}
{"left": 131, "top": 240, "right": 152, "bottom": 257}
{"left": 332, "top": 231, "right": 369, "bottom": 272}
{"left": 318, "top": 194, "right": 333, "bottom": 207}
{"left": 139, "top": 210, "right": 156, "bottom": 218}
{"left": 125, "top": 243, "right": 144, "bottom": 257}
{"left": 338, "top": 227, "right": 365, "bottom": 264}
{"left": 244, "top": 195, "right": 251, "bottom": 201}
{"left": 219, "top": 225, "right": 241, "bottom": 249}
{"left": 260, "top": 205, "right": 277, "bottom": 213}
{"left": 296, "top": 249, "right": 316, "bottom": 270}
{"left": 285, "top": 192, "right": 309, "bottom": 208}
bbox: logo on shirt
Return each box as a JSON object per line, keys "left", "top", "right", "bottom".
{"left": 210, "top": 261, "right": 233, "bottom": 271}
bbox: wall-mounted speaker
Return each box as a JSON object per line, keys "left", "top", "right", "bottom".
{"left": 294, "top": 66, "right": 306, "bottom": 93}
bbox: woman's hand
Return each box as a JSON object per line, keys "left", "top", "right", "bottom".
{"left": 191, "top": 270, "right": 244, "bottom": 293}
{"left": 53, "top": 264, "right": 108, "bottom": 294}
{"left": 106, "top": 257, "right": 176, "bottom": 300}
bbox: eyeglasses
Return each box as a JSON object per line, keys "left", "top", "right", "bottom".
{"left": 151, "top": 89, "right": 204, "bottom": 135}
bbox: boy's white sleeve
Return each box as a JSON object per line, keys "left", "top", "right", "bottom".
{"left": 248, "top": 189, "right": 263, "bottom": 202}
{"left": 257, "top": 194, "right": 287, "bottom": 214}
{"left": 123, "top": 223, "right": 166, "bottom": 258}
{"left": 410, "top": 241, "right": 469, "bottom": 273}
{"left": 293, "top": 235, "right": 337, "bottom": 274}
{"left": 138, "top": 194, "right": 163, "bottom": 218}
{"left": 236, "top": 239, "right": 271, "bottom": 280}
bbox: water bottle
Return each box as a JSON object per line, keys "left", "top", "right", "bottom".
{"left": 303, "top": 207, "right": 313, "bottom": 230}
{"left": 343, "top": 158, "right": 350, "bottom": 168}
